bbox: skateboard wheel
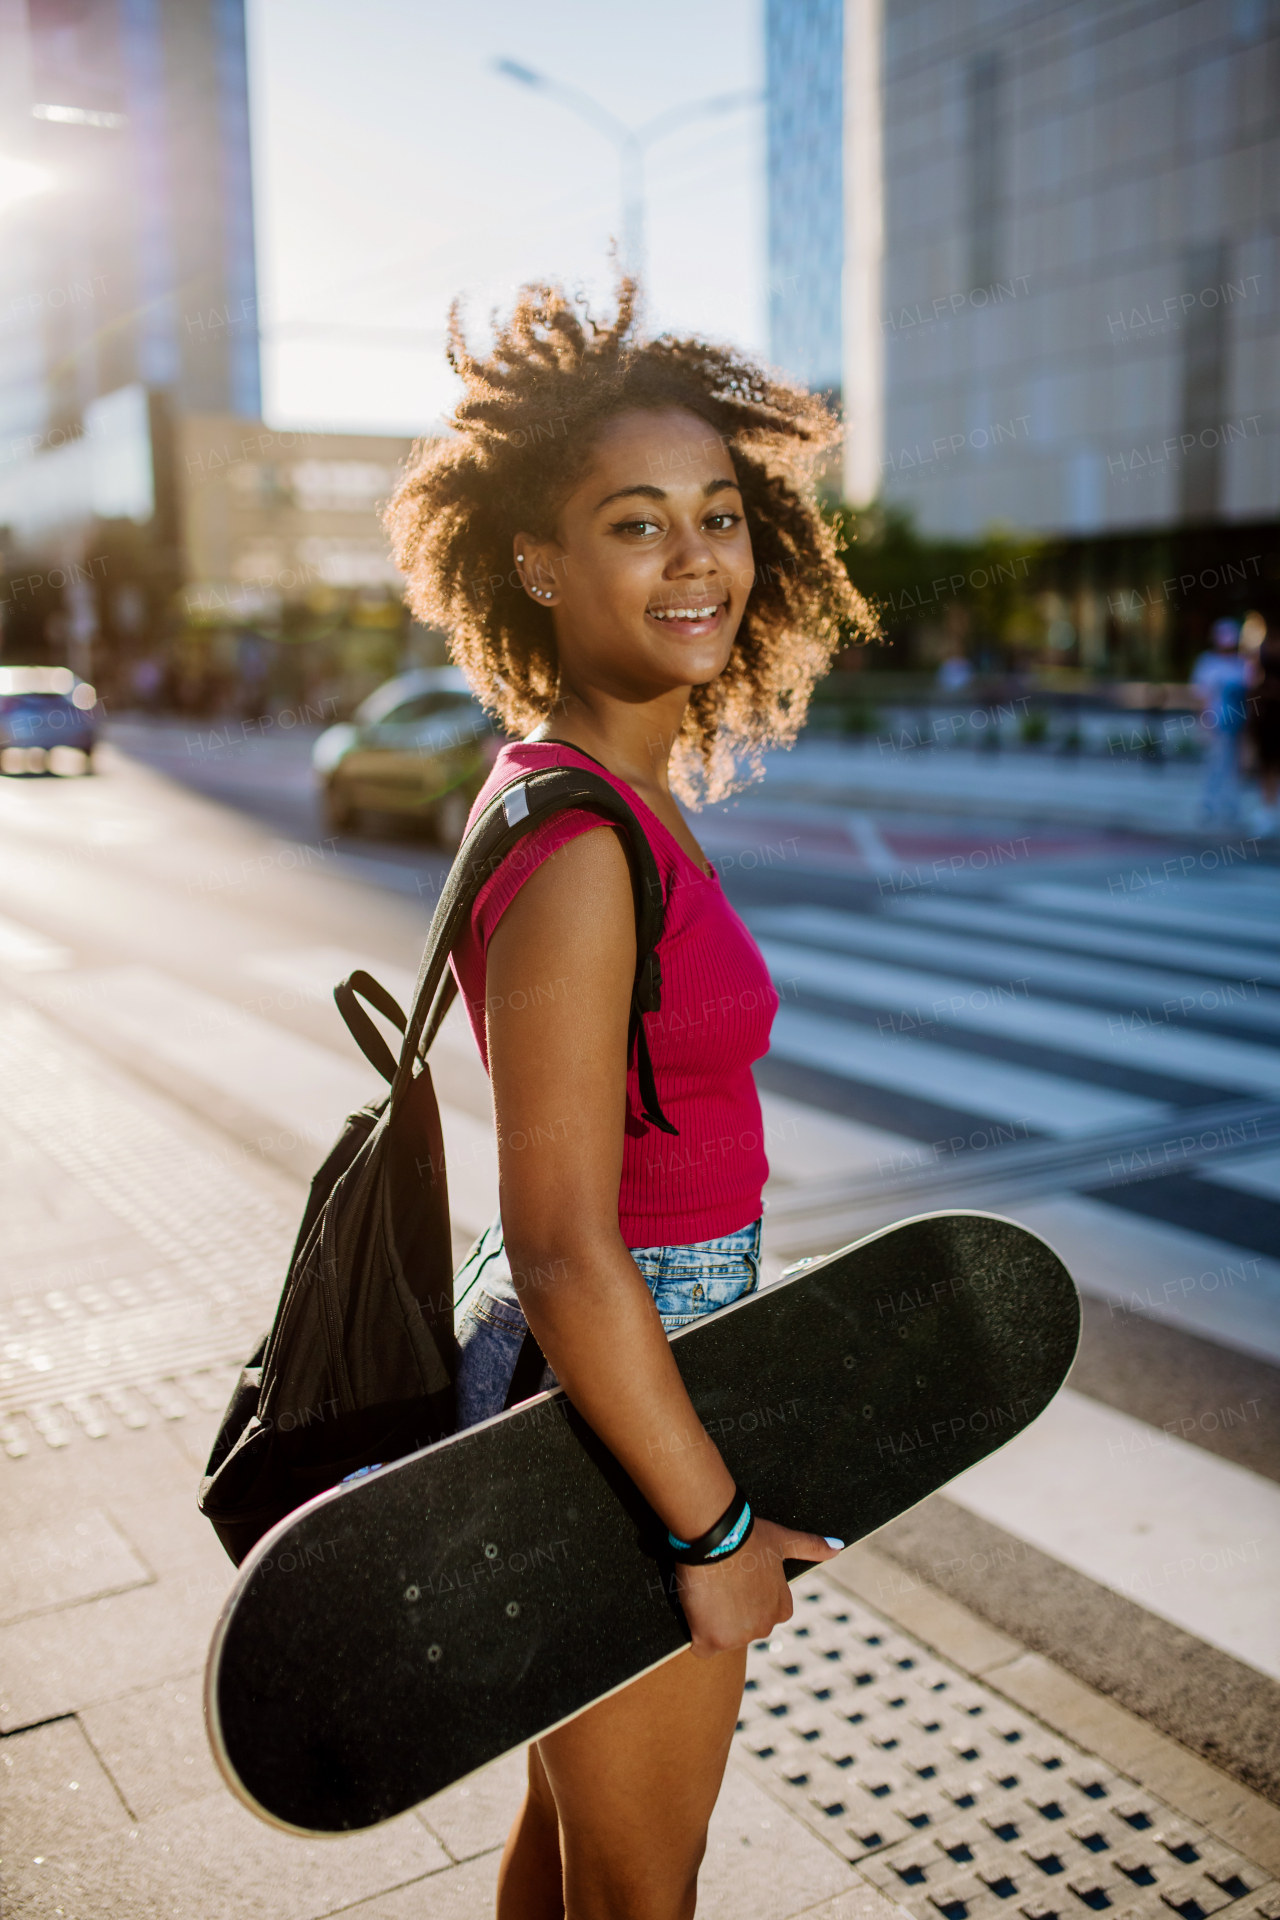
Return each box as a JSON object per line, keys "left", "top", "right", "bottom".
{"left": 506, "top": 1602, "right": 520, "bottom": 1618}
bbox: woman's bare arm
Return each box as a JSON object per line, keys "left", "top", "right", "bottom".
{"left": 485, "top": 824, "right": 837, "bottom": 1653}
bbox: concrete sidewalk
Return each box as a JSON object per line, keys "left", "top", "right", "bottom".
{"left": 3, "top": 986, "right": 1279, "bottom": 1919}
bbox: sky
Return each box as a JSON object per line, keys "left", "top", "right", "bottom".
{"left": 246, "top": 0, "right": 765, "bottom": 437}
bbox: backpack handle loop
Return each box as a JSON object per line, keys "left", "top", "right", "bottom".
{"left": 334, "top": 969, "right": 408, "bottom": 1086}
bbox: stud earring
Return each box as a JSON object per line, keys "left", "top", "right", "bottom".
{"left": 516, "top": 553, "right": 524, "bottom": 561}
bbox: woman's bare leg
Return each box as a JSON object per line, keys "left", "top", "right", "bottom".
{"left": 497, "top": 1743, "right": 565, "bottom": 1919}
{"left": 496, "top": 1644, "right": 746, "bottom": 1920}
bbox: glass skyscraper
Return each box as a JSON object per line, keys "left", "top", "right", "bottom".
{"left": 765, "top": 0, "right": 845, "bottom": 398}
{"left": 0, "top": 0, "right": 260, "bottom": 457}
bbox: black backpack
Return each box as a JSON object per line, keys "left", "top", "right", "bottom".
{"left": 198, "top": 765, "right": 675, "bottom": 1564}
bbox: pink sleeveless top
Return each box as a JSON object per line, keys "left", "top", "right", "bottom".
{"left": 449, "top": 741, "right": 777, "bottom": 1246}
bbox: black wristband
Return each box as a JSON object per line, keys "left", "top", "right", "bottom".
{"left": 668, "top": 1488, "right": 754, "bottom": 1566}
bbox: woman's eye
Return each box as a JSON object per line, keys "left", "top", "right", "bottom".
{"left": 614, "top": 517, "right": 662, "bottom": 536}
{"left": 705, "top": 512, "right": 742, "bottom": 531}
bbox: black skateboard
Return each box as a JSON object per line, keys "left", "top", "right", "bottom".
{"left": 205, "top": 1210, "right": 1079, "bottom": 1834}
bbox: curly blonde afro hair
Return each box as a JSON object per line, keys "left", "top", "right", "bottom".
{"left": 385, "top": 275, "right": 877, "bottom": 803}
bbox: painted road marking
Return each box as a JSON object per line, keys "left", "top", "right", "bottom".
{"left": 947, "top": 1385, "right": 1280, "bottom": 1680}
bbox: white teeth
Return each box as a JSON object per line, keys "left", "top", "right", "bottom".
{"left": 653, "top": 606, "right": 718, "bottom": 621}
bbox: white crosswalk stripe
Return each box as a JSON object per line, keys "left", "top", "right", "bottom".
{"left": 947, "top": 1386, "right": 1280, "bottom": 1679}
{"left": 1015, "top": 879, "right": 1280, "bottom": 944}
{"left": 882, "top": 893, "right": 1280, "bottom": 987}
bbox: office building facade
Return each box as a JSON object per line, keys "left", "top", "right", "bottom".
{"left": 872, "top": 0, "right": 1279, "bottom": 546}
{"left": 766, "top": 0, "right": 1280, "bottom": 664}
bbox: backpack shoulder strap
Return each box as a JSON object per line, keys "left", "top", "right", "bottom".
{"left": 391, "top": 767, "right": 676, "bottom": 1134}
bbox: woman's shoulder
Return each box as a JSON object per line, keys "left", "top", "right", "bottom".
{"left": 465, "top": 741, "right": 638, "bottom": 952}
{"left": 469, "top": 735, "right": 715, "bottom": 905}
{"left": 468, "top": 737, "right": 617, "bottom": 820}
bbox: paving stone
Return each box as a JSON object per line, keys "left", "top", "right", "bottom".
{"left": 0, "top": 1786, "right": 451, "bottom": 1920}
{"left": 0, "top": 1716, "right": 131, "bottom": 1868}
{"left": 0, "top": 1509, "right": 151, "bottom": 1625}
{"left": 800, "top": 1887, "right": 916, "bottom": 1920}
{"left": 0, "top": 1575, "right": 223, "bottom": 1729}
{"left": 0, "top": 1422, "right": 197, "bottom": 1526}
{"left": 79, "top": 1673, "right": 223, "bottom": 1821}
{"left": 105, "top": 1484, "right": 236, "bottom": 1588}
{"left": 415, "top": 1744, "right": 529, "bottom": 1861}
{"left": 162, "top": 1404, "right": 226, "bottom": 1474}
{"left": 0, "top": 1003, "right": 294, "bottom": 1440}
{"left": 333, "top": 1850, "right": 503, "bottom": 1919}
{"left": 699, "top": 1761, "right": 860, "bottom": 1919}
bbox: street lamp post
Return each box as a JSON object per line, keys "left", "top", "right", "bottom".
{"left": 494, "top": 60, "right": 759, "bottom": 285}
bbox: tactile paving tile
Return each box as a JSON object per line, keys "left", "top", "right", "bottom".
{"left": 735, "top": 1580, "right": 1278, "bottom": 1920}
{"left": 0, "top": 1003, "right": 294, "bottom": 1452}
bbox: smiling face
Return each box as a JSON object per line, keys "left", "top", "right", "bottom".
{"left": 513, "top": 406, "right": 754, "bottom": 710}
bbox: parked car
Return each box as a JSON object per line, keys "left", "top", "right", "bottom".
{"left": 0, "top": 666, "right": 98, "bottom": 775}
{"left": 312, "top": 667, "right": 501, "bottom": 846}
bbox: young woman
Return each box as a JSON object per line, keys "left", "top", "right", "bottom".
{"left": 387, "top": 279, "right": 875, "bottom": 1920}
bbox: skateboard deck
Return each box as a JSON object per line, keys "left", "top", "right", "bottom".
{"left": 205, "top": 1210, "right": 1079, "bottom": 1834}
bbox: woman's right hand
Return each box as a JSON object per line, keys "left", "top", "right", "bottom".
{"left": 676, "top": 1519, "right": 843, "bottom": 1659}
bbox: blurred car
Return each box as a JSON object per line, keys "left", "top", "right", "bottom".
{"left": 312, "top": 666, "right": 501, "bottom": 846}
{"left": 0, "top": 666, "right": 98, "bottom": 775}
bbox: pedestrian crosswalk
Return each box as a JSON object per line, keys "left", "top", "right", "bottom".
{"left": 757, "top": 930, "right": 1280, "bottom": 1097}
{"left": 750, "top": 902, "right": 1280, "bottom": 1032}
{"left": 743, "top": 870, "right": 1280, "bottom": 1360}
{"left": 768, "top": 1002, "right": 1167, "bottom": 1136}
{"left": 746, "top": 869, "right": 1280, "bottom": 1159}
{"left": 2, "top": 871, "right": 1276, "bottom": 1266}
{"left": 1016, "top": 877, "right": 1280, "bottom": 939}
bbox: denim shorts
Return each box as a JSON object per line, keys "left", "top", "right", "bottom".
{"left": 453, "top": 1215, "right": 762, "bottom": 1433}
